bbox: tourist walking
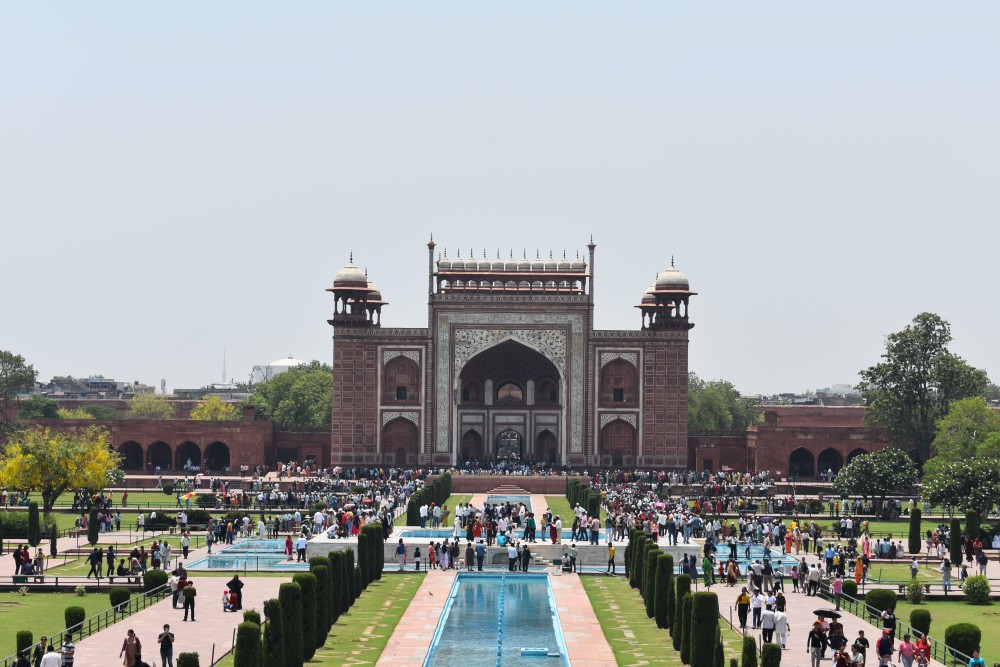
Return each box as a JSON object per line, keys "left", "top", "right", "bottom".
{"left": 182, "top": 582, "right": 197, "bottom": 621}
{"left": 157, "top": 624, "right": 175, "bottom": 667}
{"left": 119, "top": 629, "right": 141, "bottom": 667}
{"left": 606, "top": 544, "right": 616, "bottom": 574}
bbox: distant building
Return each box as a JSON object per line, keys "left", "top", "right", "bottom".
{"left": 37, "top": 376, "right": 155, "bottom": 399}
{"left": 173, "top": 383, "right": 250, "bottom": 401}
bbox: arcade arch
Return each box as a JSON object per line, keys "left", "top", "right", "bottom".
{"left": 119, "top": 441, "right": 143, "bottom": 471}
{"left": 789, "top": 448, "right": 815, "bottom": 479}
{"left": 147, "top": 441, "right": 172, "bottom": 470}
{"left": 817, "top": 448, "right": 845, "bottom": 475}
{"left": 383, "top": 418, "right": 419, "bottom": 466}
{"left": 205, "top": 441, "right": 231, "bottom": 472}
{"left": 600, "top": 419, "right": 636, "bottom": 467}
{"left": 176, "top": 441, "right": 201, "bottom": 471}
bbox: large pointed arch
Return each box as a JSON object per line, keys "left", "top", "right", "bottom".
{"left": 599, "top": 418, "right": 637, "bottom": 468}
{"left": 383, "top": 417, "right": 419, "bottom": 466}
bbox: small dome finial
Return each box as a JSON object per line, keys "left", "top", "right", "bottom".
{"left": 349, "top": 251, "right": 353, "bottom": 263}
{"left": 671, "top": 255, "right": 675, "bottom": 268}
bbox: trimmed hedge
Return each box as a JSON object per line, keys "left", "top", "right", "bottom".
{"left": 949, "top": 518, "right": 963, "bottom": 566}
{"left": 0, "top": 511, "right": 56, "bottom": 539}
{"left": 654, "top": 553, "right": 673, "bottom": 629}
{"left": 405, "top": 473, "right": 452, "bottom": 525}
{"left": 962, "top": 575, "right": 991, "bottom": 605}
{"left": 346, "top": 549, "right": 358, "bottom": 604}
{"left": 329, "top": 551, "right": 346, "bottom": 619}
{"left": 263, "top": 598, "right": 285, "bottom": 667}
{"left": 16, "top": 631, "right": 33, "bottom": 656}
{"left": 741, "top": 635, "right": 758, "bottom": 667}
{"left": 630, "top": 532, "right": 646, "bottom": 590}
{"left": 293, "top": 573, "right": 318, "bottom": 662}
{"left": 143, "top": 569, "right": 168, "bottom": 592}
{"left": 680, "top": 593, "right": 692, "bottom": 665}
{"left": 339, "top": 551, "right": 351, "bottom": 613}
{"left": 864, "top": 589, "right": 896, "bottom": 614}
{"left": 234, "top": 621, "right": 262, "bottom": 667}
{"left": 644, "top": 546, "right": 660, "bottom": 617}
{"left": 909, "top": 609, "right": 931, "bottom": 638}
{"left": 177, "top": 654, "right": 200, "bottom": 667}
{"left": 944, "top": 623, "right": 981, "bottom": 658}
{"left": 760, "top": 643, "right": 781, "bottom": 667}
{"left": 965, "top": 510, "right": 980, "bottom": 541}
{"left": 243, "top": 609, "right": 261, "bottom": 626}
{"left": 87, "top": 507, "right": 99, "bottom": 546}
{"left": 309, "top": 558, "right": 332, "bottom": 644}
{"left": 842, "top": 580, "right": 858, "bottom": 598}
{"left": 279, "top": 582, "right": 304, "bottom": 667}
{"left": 672, "top": 574, "right": 692, "bottom": 649}
{"left": 358, "top": 533, "right": 370, "bottom": 588}
{"left": 109, "top": 587, "right": 131, "bottom": 610}
{"left": 65, "top": 606, "right": 86, "bottom": 635}
{"left": 28, "top": 502, "right": 40, "bottom": 547}
{"left": 689, "top": 592, "right": 719, "bottom": 667}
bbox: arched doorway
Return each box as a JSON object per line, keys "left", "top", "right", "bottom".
{"left": 205, "top": 441, "right": 231, "bottom": 472}
{"left": 789, "top": 448, "right": 815, "bottom": 479}
{"left": 536, "top": 430, "right": 558, "bottom": 465}
{"left": 175, "top": 441, "right": 201, "bottom": 472}
{"left": 496, "top": 428, "right": 523, "bottom": 461}
{"left": 847, "top": 448, "right": 869, "bottom": 463}
{"left": 600, "top": 420, "right": 636, "bottom": 467}
{"left": 147, "top": 441, "right": 172, "bottom": 471}
{"left": 818, "top": 448, "right": 845, "bottom": 475}
{"left": 382, "top": 418, "right": 419, "bottom": 466}
{"left": 460, "top": 429, "right": 484, "bottom": 463}
{"left": 118, "top": 441, "right": 143, "bottom": 471}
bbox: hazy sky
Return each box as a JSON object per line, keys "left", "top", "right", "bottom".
{"left": 3, "top": 3, "right": 998, "bottom": 395}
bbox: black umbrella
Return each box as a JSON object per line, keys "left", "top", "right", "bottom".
{"left": 813, "top": 609, "right": 842, "bottom": 619}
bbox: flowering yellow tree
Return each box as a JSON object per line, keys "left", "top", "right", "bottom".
{"left": 57, "top": 407, "right": 95, "bottom": 419}
{"left": 190, "top": 396, "right": 239, "bottom": 421}
{"left": 0, "top": 426, "right": 122, "bottom": 513}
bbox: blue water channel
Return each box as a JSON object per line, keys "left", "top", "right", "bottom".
{"left": 186, "top": 539, "right": 309, "bottom": 571}
{"left": 424, "top": 573, "right": 570, "bottom": 667}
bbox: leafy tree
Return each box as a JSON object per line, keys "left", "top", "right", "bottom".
{"left": 832, "top": 448, "right": 918, "bottom": 509}
{"left": 924, "top": 458, "right": 1000, "bottom": 516}
{"left": 858, "top": 313, "right": 990, "bottom": 464}
{"left": 57, "top": 407, "right": 95, "bottom": 420}
{"left": 246, "top": 361, "right": 332, "bottom": 427}
{"left": 688, "top": 373, "right": 761, "bottom": 432}
{"left": 83, "top": 405, "right": 119, "bottom": 420}
{"left": 930, "top": 397, "right": 1000, "bottom": 464}
{"left": 127, "top": 393, "right": 176, "bottom": 420}
{"left": 18, "top": 395, "right": 59, "bottom": 419}
{"left": 190, "top": 396, "right": 239, "bottom": 421}
{"left": 0, "top": 351, "right": 37, "bottom": 437}
{"left": 0, "top": 426, "right": 122, "bottom": 513}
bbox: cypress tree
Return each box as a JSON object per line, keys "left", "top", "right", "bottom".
{"left": 279, "top": 582, "right": 303, "bottom": 667}
{"left": 631, "top": 532, "right": 646, "bottom": 589}
{"left": 27, "top": 502, "right": 40, "bottom": 547}
{"left": 680, "top": 593, "right": 693, "bottom": 665}
{"left": 312, "top": 564, "right": 330, "bottom": 646}
{"left": 644, "top": 547, "right": 659, "bottom": 617}
{"left": 263, "top": 598, "right": 285, "bottom": 667}
{"left": 741, "top": 635, "right": 758, "bottom": 667}
{"left": 689, "top": 592, "right": 720, "bottom": 667}
{"left": 339, "top": 550, "right": 351, "bottom": 612}
{"left": 87, "top": 507, "right": 99, "bottom": 546}
{"left": 654, "top": 553, "right": 673, "bottom": 629}
{"left": 345, "top": 549, "right": 358, "bottom": 604}
{"left": 672, "top": 574, "right": 692, "bottom": 648}
{"left": 233, "top": 621, "right": 261, "bottom": 667}
{"left": 949, "top": 518, "right": 963, "bottom": 566}
{"left": 714, "top": 624, "right": 725, "bottom": 667}
{"left": 293, "top": 573, "right": 318, "bottom": 661}
{"left": 965, "top": 510, "right": 980, "bottom": 541}
{"left": 908, "top": 508, "right": 922, "bottom": 554}
{"left": 358, "top": 533, "right": 370, "bottom": 588}
{"left": 329, "top": 551, "right": 345, "bottom": 620}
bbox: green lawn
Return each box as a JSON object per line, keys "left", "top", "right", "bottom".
{"left": 887, "top": 600, "right": 998, "bottom": 662}
{"left": 544, "top": 495, "right": 606, "bottom": 524}
{"left": 213, "top": 573, "right": 425, "bottom": 667}
{"left": 581, "top": 575, "right": 745, "bottom": 666}
{"left": 398, "top": 494, "right": 471, "bottom": 526}
{"left": 0, "top": 591, "right": 115, "bottom": 658}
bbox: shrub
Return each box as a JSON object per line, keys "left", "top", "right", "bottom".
{"left": 293, "top": 573, "right": 318, "bottom": 661}
{"left": 279, "top": 582, "right": 303, "bottom": 667}
{"left": 50, "top": 530, "right": 58, "bottom": 558}
{"left": 109, "top": 587, "right": 131, "bottom": 611}
{"left": 760, "top": 643, "right": 781, "bottom": 667}
{"left": 345, "top": 549, "right": 358, "bottom": 604}
{"left": 680, "top": 593, "right": 692, "bottom": 665}
{"left": 358, "top": 533, "right": 370, "bottom": 588}
{"left": 741, "top": 635, "right": 758, "bottom": 667}
{"left": 28, "top": 502, "right": 40, "bottom": 547}
{"left": 944, "top": 623, "right": 981, "bottom": 658}
{"left": 0, "top": 511, "right": 56, "bottom": 539}
{"left": 962, "top": 575, "right": 991, "bottom": 605}
{"left": 908, "top": 508, "right": 922, "bottom": 554}
{"left": 630, "top": 532, "right": 646, "bottom": 589}
{"left": 143, "top": 569, "right": 168, "bottom": 592}
{"left": 864, "top": 589, "right": 896, "bottom": 614}
{"left": 243, "top": 609, "right": 261, "bottom": 626}
{"left": 949, "top": 518, "right": 963, "bottom": 566}
{"left": 234, "top": 621, "right": 261, "bottom": 667}
{"left": 353, "top": 566, "right": 362, "bottom": 603}
{"left": 673, "top": 574, "right": 692, "bottom": 649}
{"left": 731, "top": 659, "right": 739, "bottom": 667}
{"left": 714, "top": 625, "right": 725, "bottom": 667}
{"left": 74, "top": 585, "right": 86, "bottom": 597}
{"left": 909, "top": 609, "right": 931, "bottom": 638}
{"left": 177, "top": 652, "right": 200, "bottom": 667}
{"left": 689, "top": 592, "right": 719, "bottom": 667}
{"left": 263, "top": 598, "right": 285, "bottom": 667}
{"left": 64, "top": 606, "right": 86, "bottom": 635}
{"left": 842, "top": 580, "right": 858, "bottom": 598}
{"left": 339, "top": 551, "right": 351, "bottom": 613}
{"left": 906, "top": 579, "right": 924, "bottom": 604}
{"left": 162, "top": 483, "right": 174, "bottom": 495}
{"left": 654, "top": 553, "right": 673, "bottom": 629}
{"left": 16, "top": 631, "right": 32, "bottom": 656}
{"left": 644, "top": 548, "right": 659, "bottom": 617}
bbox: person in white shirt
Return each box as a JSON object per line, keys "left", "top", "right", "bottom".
{"left": 760, "top": 604, "right": 777, "bottom": 643}
{"left": 295, "top": 535, "right": 307, "bottom": 562}
{"left": 750, "top": 591, "right": 766, "bottom": 628}
{"left": 773, "top": 609, "right": 790, "bottom": 648}
{"left": 312, "top": 511, "right": 324, "bottom": 534}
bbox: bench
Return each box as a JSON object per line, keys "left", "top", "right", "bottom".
{"left": 107, "top": 575, "right": 143, "bottom": 584}
{"left": 13, "top": 575, "right": 45, "bottom": 583}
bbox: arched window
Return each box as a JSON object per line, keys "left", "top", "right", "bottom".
{"left": 462, "top": 379, "right": 483, "bottom": 404}
{"left": 383, "top": 356, "right": 420, "bottom": 404}
{"left": 600, "top": 359, "right": 638, "bottom": 407}
{"left": 537, "top": 379, "right": 558, "bottom": 405}
{"left": 496, "top": 382, "right": 523, "bottom": 404}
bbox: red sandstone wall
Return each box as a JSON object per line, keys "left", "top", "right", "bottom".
{"left": 688, "top": 435, "right": 749, "bottom": 472}
{"left": 428, "top": 475, "right": 587, "bottom": 494}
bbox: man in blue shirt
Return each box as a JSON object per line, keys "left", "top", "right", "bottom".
{"left": 475, "top": 541, "right": 485, "bottom": 571}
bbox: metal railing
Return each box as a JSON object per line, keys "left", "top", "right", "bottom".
{"left": 818, "top": 586, "right": 975, "bottom": 666}
{"left": 0, "top": 582, "right": 171, "bottom": 667}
